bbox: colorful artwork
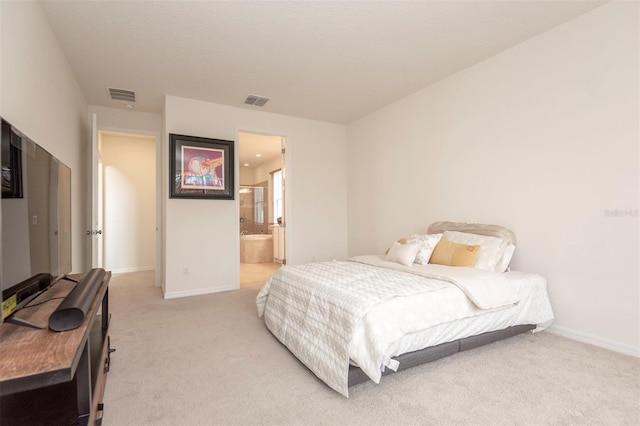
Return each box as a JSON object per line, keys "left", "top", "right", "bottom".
{"left": 181, "top": 146, "right": 224, "bottom": 190}
{"left": 169, "top": 134, "right": 234, "bottom": 200}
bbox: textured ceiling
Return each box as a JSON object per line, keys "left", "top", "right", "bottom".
{"left": 40, "top": 0, "right": 605, "bottom": 124}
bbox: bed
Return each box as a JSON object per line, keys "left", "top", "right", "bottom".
{"left": 256, "top": 222, "right": 554, "bottom": 397}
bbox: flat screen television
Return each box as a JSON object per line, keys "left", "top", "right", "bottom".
{"left": 1, "top": 117, "right": 72, "bottom": 324}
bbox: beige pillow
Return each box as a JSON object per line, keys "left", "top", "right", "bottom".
{"left": 429, "top": 239, "right": 480, "bottom": 267}
{"left": 442, "top": 231, "right": 509, "bottom": 272}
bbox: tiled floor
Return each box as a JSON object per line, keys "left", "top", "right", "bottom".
{"left": 240, "top": 262, "right": 281, "bottom": 290}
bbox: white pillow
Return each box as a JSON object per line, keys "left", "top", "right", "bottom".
{"left": 442, "top": 230, "right": 509, "bottom": 272}
{"left": 385, "top": 242, "right": 420, "bottom": 267}
{"left": 496, "top": 241, "right": 516, "bottom": 272}
{"left": 406, "top": 233, "right": 443, "bottom": 265}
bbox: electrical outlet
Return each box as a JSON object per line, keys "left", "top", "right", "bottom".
{"left": 182, "top": 267, "right": 189, "bottom": 276}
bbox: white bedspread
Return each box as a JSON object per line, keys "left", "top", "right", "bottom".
{"left": 349, "top": 255, "right": 520, "bottom": 310}
{"left": 256, "top": 256, "right": 538, "bottom": 397}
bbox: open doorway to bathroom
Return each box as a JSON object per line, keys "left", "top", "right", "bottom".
{"left": 238, "top": 131, "right": 286, "bottom": 290}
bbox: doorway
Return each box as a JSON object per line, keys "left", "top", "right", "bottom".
{"left": 96, "top": 130, "right": 160, "bottom": 282}
{"left": 238, "top": 131, "right": 286, "bottom": 289}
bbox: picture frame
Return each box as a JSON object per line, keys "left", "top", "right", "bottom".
{"left": 1, "top": 119, "right": 24, "bottom": 199}
{"left": 169, "top": 133, "right": 234, "bottom": 200}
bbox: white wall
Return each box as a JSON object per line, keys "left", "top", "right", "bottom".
{"left": 253, "top": 156, "right": 282, "bottom": 186}
{"left": 347, "top": 2, "right": 639, "bottom": 355}
{"left": 101, "top": 133, "right": 156, "bottom": 273}
{"left": 0, "top": 1, "right": 88, "bottom": 276}
{"left": 164, "top": 96, "right": 347, "bottom": 298}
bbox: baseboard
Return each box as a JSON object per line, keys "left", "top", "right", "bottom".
{"left": 163, "top": 284, "right": 238, "bottom": 300}
{"left": 547, "top": 325, "right": 639, "bottom": 357}
{"left": 110, "top": 266, "right": 155, "bottom": 274}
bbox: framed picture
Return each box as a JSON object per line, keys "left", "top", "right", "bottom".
{"left": 169, "top": 133, "right": 234, "bottom": 199}
{"left": 1, "top": 119, "right": 23, "bottom": 199}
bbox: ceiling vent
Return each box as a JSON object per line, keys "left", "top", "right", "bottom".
{"left": 108, "top": 87, "right": 136, "bottom": 102}
{"left": 244, "top": 94, "right": 270, "bottom": 107}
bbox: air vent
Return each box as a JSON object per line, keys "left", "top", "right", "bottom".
{"left": 108, "top": 88, "right": 136, "bottom": 102}
{"left": 244, "top": 94, "right": 270, "bottom": 107}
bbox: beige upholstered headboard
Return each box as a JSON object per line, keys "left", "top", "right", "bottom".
{"left": 427, "top": 221, "right": 516, "bottom": 245}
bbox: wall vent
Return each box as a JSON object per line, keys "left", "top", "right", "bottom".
{"left": 108, "top": 87, "right": 136, "bottom": 102}
{"left": 244, "top": 94, "right": 270, "bottom": 107}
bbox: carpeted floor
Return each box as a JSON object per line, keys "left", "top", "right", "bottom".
{"left": 102, "top": 271, "right": 639, "bottom": 425}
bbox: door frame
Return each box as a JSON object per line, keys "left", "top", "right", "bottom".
{"left": 90, "top": 122, "right": 163, "bottom": 287}
{"left": 236, "top": 128, "right": 290, "bottom": 282}
{"left": 89, "top": 113, "right": 103, "bottom": 269}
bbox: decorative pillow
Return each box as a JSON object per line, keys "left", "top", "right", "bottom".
{"left": 406, "top": 233, "right": 443, "bottom": 265}
{"left": 385, "top": 242, "right": 420, "bottom": 267}
{"left": 429, "top": 239, "right": 480, "bottom": 267}
{"left": 442, "top": 231, "right": 509, "bottom": 272}
{"left": 385, "top": 238, "right": 407, "bottom": 254}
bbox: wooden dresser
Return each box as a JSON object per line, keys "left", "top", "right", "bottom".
{"left": 0, "top": 271, "right": 113, "bottom": 425}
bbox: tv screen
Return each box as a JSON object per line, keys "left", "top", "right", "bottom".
{"left": 1, "top": 117, "right": 72, "bottom": 320}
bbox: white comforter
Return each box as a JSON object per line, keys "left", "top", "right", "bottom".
{"left": 256, "top": 255, "right": 553, "bottom": 397}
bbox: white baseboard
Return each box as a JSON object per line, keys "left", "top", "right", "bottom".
{"left": 163, "top": 284, "right": 238, "bottom": 300}
{"left": 110, "top": 266, "right": 155, "bottom": 274}
{"left": 547, "top": 324, "right": 639, "bottom": 357}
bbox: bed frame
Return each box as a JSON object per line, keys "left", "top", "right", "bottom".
{"left": 349, "top": 221, "right": 526, "bottom": 387}
{"left": 427, "top": 221, "right": 517, "bottom": 245}
{"left": 348, "top": 324, "right": 535, "bottom": 386}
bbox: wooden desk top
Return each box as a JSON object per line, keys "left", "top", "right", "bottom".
{"left": 0, "top": 272, "right": 111, "bottom": 394}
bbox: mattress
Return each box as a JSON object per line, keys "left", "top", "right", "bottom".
{"left": 355, "top": 266, "right": 554, "bottom": 362}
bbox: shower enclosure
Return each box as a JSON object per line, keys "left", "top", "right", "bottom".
{"left": 239, "top": 183, "right": 269, "bottom": 235}
{"left": 239, "top": 183, "right": 274, "bottom": 263}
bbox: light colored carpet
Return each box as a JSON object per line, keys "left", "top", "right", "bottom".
{"left": 102, "top": 271, "right": 639, "bottom": 425}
